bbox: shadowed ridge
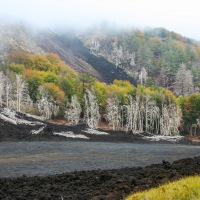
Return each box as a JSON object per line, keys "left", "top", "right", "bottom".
{"left": 35, "top": 31, "right": 137, "bottom": 85}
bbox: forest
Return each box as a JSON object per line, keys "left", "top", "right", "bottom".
{"left": 82, "top": 27, "right": 200, "bottom": 91}
{"left": 0, "top": 50, "right": 199, "bottom": 136}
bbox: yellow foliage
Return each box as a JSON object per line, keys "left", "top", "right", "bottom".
{"left": 164, "top": 89, "right": 176, "bottom": 103}
{"left": 24, "top": 69, "right": 43, "bottom": 81}
{"left": 43, "top": 83, "right": 65, "bottom": 104}
{"left": 106, "top": 80, "right": 135, "bottom": 104}
{"left": 7, "top": 50, "right": 33, "bottom": 68}
{"left": 46, "top": 53, "right": 61, "bottom": 64}
{"left": 183, "top": 97, "right": 192, "bottom": 113}
{"left": 24, "top": 69, "right": 58, "bottom": 84}
{"left": 145, "top": 87, "right": 156, "bottom": 96}
{"left": 46, "top": 53, "right": 76, "bottom": 74}
{"left": 136, "top": 85, "right": 146, "bottom": 95}
{"left": 196, "top": 46, "right": 200, "bottom": 59}
{"left": 32, "top": 54, "right": 55, "bottom": 71}
{"left": 174, "top": 40, "right": 186, "bottom": 49}
{"left": 126, "top": 176, "right": 200, "bottom": 200}
{"left": 60, "top": 63, "right": 76, "bottom": 74}
{"left": 9, "top": 63, "right": 25, "bottom": 74}
{"left": 93, "top": 81, "right": 107, "bottom": 106}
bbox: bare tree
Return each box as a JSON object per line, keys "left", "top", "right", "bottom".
{"left": 125, "top": 94, "right": 159, "bottom": 134}
{"left": 4, "top": 77, "right": 12, "bottom": 108}
{"left": 173, "top": 63, "right": 194, "bottom": 96}
{"left": 144, "top": 94, "right": 160, "bottom": 134}
{"left": 84, "top": 89, "right": 100, "bottom": 129}
{"left": 90, "top": 39, "right": 101, "bottom": 56}
{"left": 14, "top": 74, "right": 32, "bottom": 112}
{"left": 125, "top": 95, "right": 138, "bottom": 132}
{"left": 112, "top": 42, "right": 124, "bottom": 67}
{"left": 0, "top": 73, "right": 33, "bottom": 113}
{"left": 36, "top": 87, "right": 59, "bottom": 119}
{"left": 0, "top": 72, "right": 5, "bottom": 107}
{"left": 156, "top": 67, "right": 172, "bottom": 88}
{"left": 160, "top": 100, "right": 181, "bottom": 136}
{"left": 139, "top": 68, "right": 148, "bottom": 85}
{"left": 130, "top": 52, "right": 136, "bottom": 67}
{"left": 105, "top": 96, "right": 123, "bottom": 131}
{"left": 65, "top": 95, "right": 81, "bottom": 125}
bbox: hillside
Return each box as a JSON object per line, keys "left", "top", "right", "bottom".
{"left": 80, "top": 27, "right": 200, "bottom": 89}
{"left": 0, "top": 24, "right": 44, "bottom": 64}
{"left": 0, "top": 24, "right": 136, "bottom": 85}
{"left": 0, "top": 23, "right": 200, "bottom": 107}
{"left": 1, "top": 24, "right": 199, "bottom": 91}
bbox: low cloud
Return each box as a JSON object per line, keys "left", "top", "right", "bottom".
{"left": 0, "top": 0, "right": 199, "bottom": 40}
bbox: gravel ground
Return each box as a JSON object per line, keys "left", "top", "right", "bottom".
{"left": 1, "top": 109, "right": 200, "bottom": 199}
{"left": 1, "top": 156, "right": 200, "bottom": 200}
{"left": 1, "top": 142, "right": 200, "bottom": 177}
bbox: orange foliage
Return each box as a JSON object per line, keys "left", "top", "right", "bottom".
{"left": 24, "top": 69, "right": 42, "bottom": 80}
{"left": 7, "top": 50, "right": 33, "bottom": 68}
{"left": 174, "top": 40, "right": 186, "bottom": 49}
{"left": 32, "top": 54, "right": 55, "bottom": 71}
{"left": 196, "top": 46, "right": 200, "bottom": 59}
{"left": 8, "top": 51, "right": 76, "bottom": 75}
{"left": 135, "top": 29, "right": 143, "bottom": 38}
{"left": 183, "top": 97, "right": 191, "bottom": 112}
{"left": 43, "top": 83, "right": 65, "bottom": 103}
{"left": 46, "top": 53, "right": 61, "bottom": 64}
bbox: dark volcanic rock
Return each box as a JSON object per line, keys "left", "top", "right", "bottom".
{"left": 1, "top": 156, "right": 200, "bottom": 200}
{"left": 42, "top": 126, "right": 53, "bottom": 135}
{"left": 0, "top": 109, "right": 196, "bottom": 145}
{"left": 35, "top": 32, "right": 137, "bottom": 85}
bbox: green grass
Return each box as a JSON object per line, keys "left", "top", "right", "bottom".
{"left": 126, "top": 176, "right": 200, "bottom": 200}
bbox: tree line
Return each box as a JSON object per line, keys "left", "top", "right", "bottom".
{"left": 82, "top": 27, "right": 200, "bottom": 90}
{"left": 1, "top": 50, "right": 199, "bottom": 135}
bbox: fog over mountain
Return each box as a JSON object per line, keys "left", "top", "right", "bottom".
{"left": 0, "top": 0, "right": 199, "bottom": 92}
{"left": 0, "top": 0, "right": 199, "bottom": 40}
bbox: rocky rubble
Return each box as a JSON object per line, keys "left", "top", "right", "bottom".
{"left": 1, "top": 156, "right": 200, "bottom": 200}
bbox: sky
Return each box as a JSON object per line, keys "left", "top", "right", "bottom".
{"left": 0, "top": 0, "right": 199, "bottom": 40}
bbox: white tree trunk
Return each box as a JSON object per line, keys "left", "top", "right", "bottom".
{"left": 65, "top": 95, "right": 81, "bottom": 125}
{"left": 105, "top": 96, "right": 123, "bottom": 131}
{"left": 84, "top": 89, "right": 100, "bottom": 129}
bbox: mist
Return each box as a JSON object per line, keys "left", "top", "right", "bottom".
{"left": 0, "top": 0, "right": 199, "bottom": 40}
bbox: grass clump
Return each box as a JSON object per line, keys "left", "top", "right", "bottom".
{"left": 126, "top": 176, "right": 200, "bottom": 200}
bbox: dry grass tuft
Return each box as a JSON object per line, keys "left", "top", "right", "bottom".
{"left": 126, "top": 176, "right": 200, "bottom": 200}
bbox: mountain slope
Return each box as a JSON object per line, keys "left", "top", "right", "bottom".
{"left": 80, "top": 28, "right": 200, "bottom": 88}
{"left": 0, "top": 24, "right": 44, "bottom": 64}
{"left": 34, "top": 31, "right": 136, "bottom": 84}
{"left": 0, "top": 24, "right": 136, "bottom": 84}
{"left": 0, "top": 24, "right": 199, "bottom": 89}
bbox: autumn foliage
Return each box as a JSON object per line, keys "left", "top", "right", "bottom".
{"left": 2, "top": 51, "right": 199, "bottom": 135}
